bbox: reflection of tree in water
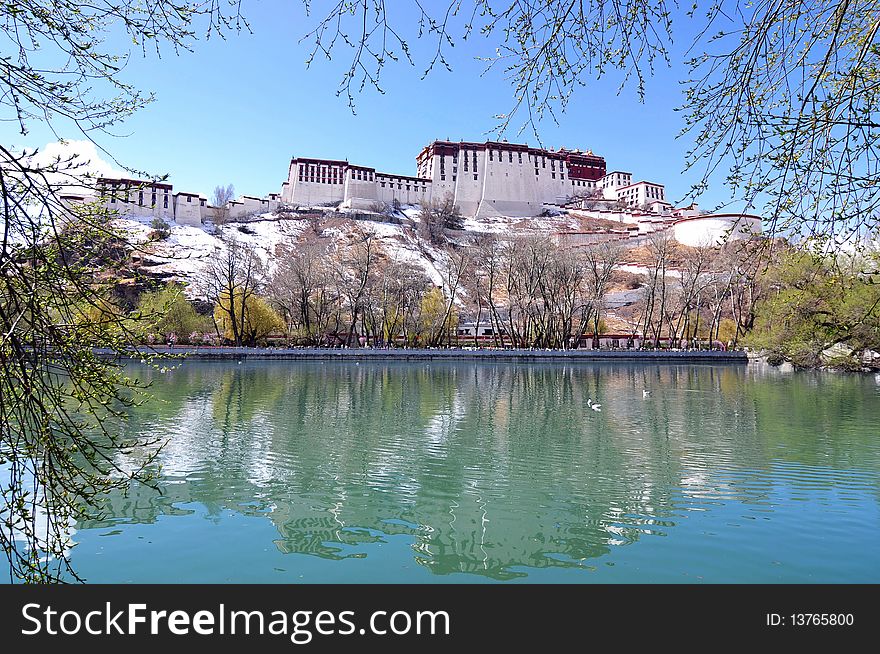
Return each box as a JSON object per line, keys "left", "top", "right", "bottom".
{"left": 79, "top": 361, "right": 880, "bottom": 580}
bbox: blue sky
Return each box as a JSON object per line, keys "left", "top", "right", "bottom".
{"left": 3, "top": 1, "right": 736, "bottom": 209}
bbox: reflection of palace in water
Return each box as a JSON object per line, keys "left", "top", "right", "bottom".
{"left": 80, "top": 361, "right": 875, "bottom": 580}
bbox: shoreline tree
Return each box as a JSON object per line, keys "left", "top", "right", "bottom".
{"left": 0, "top": 1, "right": 246, "bottom": 581}
{"left": 200, "top": 234, "right": 264, "bottom": 346}
{"left": 582, "top": 242, "right": 622, "bottom": 349}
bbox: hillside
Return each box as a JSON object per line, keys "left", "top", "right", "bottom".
{"left": 114, "top": 205, "right": 605, "bottom": 297}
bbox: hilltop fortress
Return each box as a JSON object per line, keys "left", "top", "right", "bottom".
{"left": 282, "top": 140, "right": 612, "bottom": 218}
{"left": 67, "top": 138, "right": 761, "bottom": 247}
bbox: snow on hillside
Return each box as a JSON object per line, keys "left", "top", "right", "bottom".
{"left": 110, "top": 209, "right": 451, "bottom": 294}
{"left": 109, "top": 203, "right": 597, "bottom": 298}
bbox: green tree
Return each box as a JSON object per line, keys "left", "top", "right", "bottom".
{"left": 136, "top": 283, "right": 209, "bottom": 342}
{"left": 0, "top": 1, "right": 244, "bottom": 581}
{"left": 416, "top": 287, "right": 458, "bottom": 346}
{"left": 214, "top": 292, "right": 284, "bottom": 346}
{"left": 0, "top": 208, "right": 166, "bottom": 582}
{"left": 747, "top": 250, "right": 880, "bottom": 368}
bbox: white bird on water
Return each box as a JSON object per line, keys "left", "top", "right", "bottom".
{"left": 587, "top": 398, "right": 602, "bottom": 412}
{"left": 643, "top": 389, "right": 652, "bottom": 398}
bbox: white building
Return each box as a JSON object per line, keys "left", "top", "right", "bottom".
{"left": 97, "top": 178, "right": 174, "bottom": 221}
{"left": 456, "top": 320, "right": 509, "bottom": 340}
{"left": 600, "top": 171, "right": 633, "bottom": 199}
{"left": 77, "top": 177, "right": 280, "bottom": 227}
{"left": 415, "top": 141, "right": 606, "bottom": 218}
{"left": 279, "top": 140, "right": 606, "bottom": 218}
{"left": 672, "top": 213, "right": 763, "bottom": 247}
{"left": 173, "top": 191, "right": 205, "bottom": 227}
{"left": 230, "top": 195, "right": 279, "bottom": 219}
{"left": 70, "top": 139, "right": 762, "bottom": 250}
{"left": 597, "top": 172, "right": 669, "bottom": 211}
{"left": 616, "top": 181, "right": 666, "bottom": 208}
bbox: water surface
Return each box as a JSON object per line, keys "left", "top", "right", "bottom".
{"left": 67, "top": 361, "right": 880, "bottom": 582}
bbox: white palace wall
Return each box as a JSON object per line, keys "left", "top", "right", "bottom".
{"left": 71, "top": 138, "right": 761, "bottom": 249}
{"left": 673, "top": 214, "right": 763, "bottom": 247}
{"left": 414, "top": 141, "right": 606, "bottom": 218}
{"left": 173, "top": 192, "right": 204, "bottom": 227}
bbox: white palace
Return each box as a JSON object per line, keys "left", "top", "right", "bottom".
{"left": 66, "top": 138, "right": 761, "bottom": 247}
{"left": 280, "top": 140, "right": 610, "bottom": 218}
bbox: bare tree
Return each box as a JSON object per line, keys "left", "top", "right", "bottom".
{"left": 471, "top": 234, "right": 508, "bottom": 347}
{"left": 503, "top": 236, "right": 555, "bottom": 347}
{"left": 370, "top": 260, "right": 430, "bottom": 346}
{"left": 639, "top": 230, "right": 673, "bottom": 348}
{"left": 417, "top": 194, "right": 464, "bottom": 244}
{"left": 672, "top": 245, "right": 713, "bottom": 346}
{"left": 336, "top": 227, "right": 380, "bottom": 346}
{"left": 200, "top": 233, "right": 263, "bottom": 346}
{"left": 269, "top": 240, "right": 339, "bottom": 343}
{"left": 581, "top": 241, "right": 622, "bottom": 348}
{"left": 212, "top": 184, "right": 235, "bottom": 225}
{"left": 722, "top": 240, "right": 768, "bottom": 346}
{"left": 547, "top": 247, "right": 588, "bottom": 349}
{"left": 431, "top": 246, "right": 471, "bottom": 346}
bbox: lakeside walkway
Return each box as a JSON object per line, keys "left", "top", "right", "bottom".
{"left": 100, "top": 346, "right": 750, "bottom": 363}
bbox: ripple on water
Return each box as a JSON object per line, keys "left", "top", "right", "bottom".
{"left": 64, "top": 360, "right": 880, "bottom": 583}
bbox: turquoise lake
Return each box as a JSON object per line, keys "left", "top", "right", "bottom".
{"left": 63, "top": 360, "right": 880, "bottom": 583}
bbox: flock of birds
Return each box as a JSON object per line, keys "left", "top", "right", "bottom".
{"left": 587, "top": 389, "right": 651, "bottom": 413}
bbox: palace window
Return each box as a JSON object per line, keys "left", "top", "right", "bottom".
{"left": 473, "top": 174, "right": 478, "bottom": 181}
{"left": 152, "top": 192, "right": 156, "bottom": 206}
{"left": 508, "top": 151, "right": 513, "bottom": 163}
{"left": 518, "top": 152, "right": 522, "bottom": 164}
{"left": 138, "top": 191, "right": 143, "bottom": 205}
{"left": 489, "top": 150, "right": 493, "bottom": 161}
{"left": 186, "top": 196, "right": 191, "bottom": 202}
{"left": 163, "top": 196, "right": 168, "bottom": 208}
